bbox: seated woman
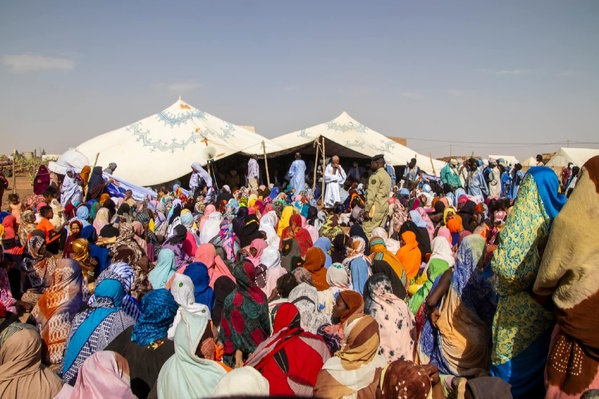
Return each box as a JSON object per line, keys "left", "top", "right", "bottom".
{"left": 246, "top": 303, "right": 331, "bottom": 396}
{"left": 62, "top": 220, "right": 82, "bottom": 259}
{"left": 302, "top": 247, "right": 330, "bottom": 291}
{"left": 364, "top": 273, "right": 416, "bottom": 363}
{"left": 79, "top": 225, "right": 110, "bottom": 274}
{"left": 20, "top": 234, "right": 56, "bottom": 306}
{"left": 156, "top": 310, "right": 227, "bottom": 398}
{"left": 0, "top": 306, "right": 63, "bottom": 398}
{"left": 342, "top": 235, "right": 370, "bottom": 296}
{"left": 369, "top": 237, "right": 407, "bottom": 288}
{"left": 395, "top": 230, "right": 422, "bottom": 281}
{"left": 161, "top": 225, "right": 191, "bottom": 269}
{"left": 280, "top": 213, "right": 313, "bottom": 257}
{"left": 318, "top": 263, "right": 351, "bottom": 317}
{"left": 55, "top": 351, "right": 136, "bottom": 399}
{"left": 314, "top": 314, "right": 388, "bottom": 399}
{"left": 167, "top": 273, "right": 211, "bottom": 339}
{"left": 418, "top": 234, "right": 497, "bottom": 375}
{"left": 71, "top": 238, "right": 98, "bottom": 294}
{"left": 109, "top": 222, "right": 151, "bottom": 300}
{"left": 31, "top": 258, "right": 84, "bottom": 367}
{"left": 62, "top": 269, "right": 137, "bottom": 385}
{"left": 219, "top": 261, "right": 270, "bottom": 368}
{"left": 317, "top": 290, "right": 364, "bottom": 355}
{"left": 232, "top": 206, "right": 262, "bottom": 248}
{"left": 105, "top": 289, "right": 179, "bottom": 399}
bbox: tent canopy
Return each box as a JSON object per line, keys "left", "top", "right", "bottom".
{"left": 271, "top": 112, "right": 445, "bottom": 175}
{"left": 546, "top": 147, "right": 599, "bottom": 168}
{"left": 48, "top": 148, "right": 90, "bottom": 175}
{"left": 488, "top": 155, "right": 519, "bottom": 166}
{"left": 75, "top": 98, "right": 282, "bottom": 186}
{"left": 521, "top": 156, "right": 537, "bottom": 167}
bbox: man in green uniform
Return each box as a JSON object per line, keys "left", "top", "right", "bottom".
{"left": 362, "top": 154, "right": 392, "bottom": 238}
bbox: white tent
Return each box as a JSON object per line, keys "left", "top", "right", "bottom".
{"left": 272, "top": 112, "right": 445, "bottom": 175}
{"left": 48, "top": 148, "right": 90, "bottom": 175}
{"left": 521, "top": 156, "right": 537, "bottom": 167}
{"left": 488, "top": 155, "right": 519, "bottom": 166}
{"left": 546, "top": 147, "right": 599, "bottom": 168}
{"left": 76, "top": 98, "right": 282, "bottom": 186}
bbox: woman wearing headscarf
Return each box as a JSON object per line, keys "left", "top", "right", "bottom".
{"left": 182, "top": 262, "right": 215, "bottom": 310}
{"left": 457, "top": 198, "right": 477, "bottom": 230}
{"left": 1, "top": 215, "right": 23, "bottom": 256}
{"left": 319, "top": 213, "right": 344, "bottom": 241}
{"left": 533, "top": 156, "right": 599, "bottom": 398}
{"left": 20, "top": 234, "right": 56, "bottom": 306}
{"left": 18, "top": 210, "right": 37, "bottom": 245}
{"left": 60, "top": 168, "right": 83, "bottom": 207}
{"left": 71, "top": 238, "right": 97, "bottom": 293}
{"left": 277, "top": 205, "right": 294, "bottom": 237}
{"left": 181, "top": 243, "right": 235, "bottom": 289}
{"left": 199, "top": 209, "right": 223, "bottom": 245}
{"left": 302, "top": 247, "right": 329, "bottom": 291}
{"left": 369, "top": 237, "right": 407, "bottom": 288}
{"left": 105, "top": 289, "right": 178, "bottom": 399}
{"left": 314, "top": 315, "right": 387, "bottom": 399}
{"left": 330, "top": 233, "right": 348, "bottom": 264}
{"left": 318, "top": 263, "right": 351, "bottom": 316}
{"left": 343, "top": 236, "right": 370, "bottom": 296}
{"left": 212, "top": 276, "right": 236, "bottom": 328}
{"left": 55, "top": 351, "right": 136, "bottom": 399}
{"left": 85, "top": 167, "right": 104, "bottom": 200}
{"left": 212, "top": 366, "right": 270, "bottom": 397}
{"left": 317, "top": 290, "right": 364, "bottom": 355}
{"left": 131, "top": 220, "right": 148, "bottom": 255}
{"left": 219, "top": 261, "right": 270, "bottom": 368}
{"left": 313, "top": 237, "right": 333, "bottom": 268}
{"left": 490, "top": 167, "right": 565, "bottom": 399}
{"left": 33, "top": 165, "right": 51, "bottom": 195}
{"left": 167, "top": 273, "right": 212, "bottom": 339}
{"left": 87, "top": 262, "right": 141, "bottom": 321}
{"left": 232, "top": 206, "right": 262, "bottom": 248}
{"left": 288, "top": 283, "right": 330, "bottom": 334}
{"left": 415, "top": 206, "right": 435, "bottom": 241}
{"left": 73, "top": 205, "right": 90, "bottom": 227}
{"left": 371, "top": 227, "right": 400, "bottom": 254}
{"left": 0, "top": 316, "right": 63, "bottom": 398}
{"left": 79, "top": 225, "right": 110, "bottom": 275}
{"left": 280, "top": 213, "right": 313, "bottom": 257}
{"left": 371, "top": 260, "right": 406, "bottom": 300}
{"left": 260, "top": 246, "right": 287, "bottom": 298}
{"left": 246, "top": 303, "right": 331, "bottom": 396}
{"left": 157, "top": 309, "right": 226, "bottom": 398}
{"left": 246, "top": 238, "right": 268, "bottom": 267}
{"left": 363, "top": 273, "right": 416, "bottom": 363}
{"left": 407, "top": 237, "right": 454, "bottom": 316}
{"left": 31, "top": 258, "right": 84, "bottom": 366}
{"left": 401, "top": 211, "right": 432, "bottom": 262}
{"left": 62, "top": 270, "right": 137, "bottom": 385}
{"left": 395, "top": 230, "right": 422, "bottom": 281}
{"left": 162, "top": 225, "right": 191, "bottom": 269}
{"left": 62, "top": 220, "right": 82, "bottom": 259}
{"left": 93, "top": 207, "right": 110, "bottom": 236}
{"left": 148, "top": 248, "right": 176, "bottom": 290}
{"left": 379, "top": 361, "right": 444, "bottom": 399}
{"left": 135, "top": 211, "right": 160, "bottom": 261}
{"left": 419, "top": 235, "right": 497, "bottom": 376}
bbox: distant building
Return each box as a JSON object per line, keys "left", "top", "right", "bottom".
{"left": 386, "top": 136, "right": 407, "bottom": 147}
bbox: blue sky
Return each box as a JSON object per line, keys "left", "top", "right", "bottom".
{"left": 1, "top": 0, "right": 598, "bottom": 160}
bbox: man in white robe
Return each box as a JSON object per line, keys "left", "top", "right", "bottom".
{"left": 287, "top": 152, "right": 306, "bottom": 194}
{"left": 324, "top": 155, "right": 346, "bottom": 209}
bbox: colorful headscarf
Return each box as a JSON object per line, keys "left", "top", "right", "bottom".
{"left": 131, "top": 289, "right": 179, "bottom": 347}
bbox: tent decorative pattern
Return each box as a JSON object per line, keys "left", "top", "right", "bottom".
{"left": 327, "top": 120, "right": 368, "bottom": 134}
{"left": 127, "top": 122, "right": 200, "bottom": 153}
{"left": 157, "top": 109, "right": 207, "bottom": 126}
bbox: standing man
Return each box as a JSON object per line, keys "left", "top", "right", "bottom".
{"left": 324, "top": 155, "right": 346, "bottom": 209}
{"left": 362, "top": 154, "right": 392, "bottom": 238}
{"left": 466, "top": 158, "right": 488, "bottom": 199}
{"left": 488, "top": 158, "right": 502, "bottom": 197}
{"left": 287, "top": 152, "right": 306, "bottom": 194}
{"left": 402, "top": 158, "right": 421, "bottom": 189}
{"left": 440, "top": 158, "right": 462, "bottom": 193}
{"left": 247, "top": 155, "right": 260, "bottom": 191}
{"left": 347, "top": 161, "right": 364, "bottom": 183}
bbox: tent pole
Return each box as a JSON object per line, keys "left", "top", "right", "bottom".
{"left": 261, "top": 141, "right": 271, "bottom": 187}
{"left": 12, "top": 150, "right": 16, "bottom": 194}
{"left": 429, "top": 152, "right": 436, "bottom": 176}
{"left": 321, "top": 137, "right": 326, "bottom": 207}
{"left": 312, "top": 139, "right": 319, "bottom": 192}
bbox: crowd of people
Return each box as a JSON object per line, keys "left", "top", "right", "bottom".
{"left": 0, "top": 152, "right": 597, "bottom": 399}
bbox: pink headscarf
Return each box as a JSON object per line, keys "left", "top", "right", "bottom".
{"left": 436, "top": 227, "right": 452, "bottom": 246}
{"left": 131, "top": 221, "right": 147, "bottom": 253}
{"left": 415, "top": 207, "right": 435, "bottom": 241}
{"left": 199, "top": 204, "right": 216, "bottom": 231}
{"left": 247, "top": 238, "right": 268, "bottom": 266}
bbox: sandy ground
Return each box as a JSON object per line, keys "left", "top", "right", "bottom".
{"left": 2, "top": 173, "right": 34, "bottom": 211}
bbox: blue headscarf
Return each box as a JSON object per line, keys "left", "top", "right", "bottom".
{"left": 527, "top": 166, "right": 566, "bottom": 223}
{"left": 88, "top": 262, "right": 141, "bottom": 320}
{"left": 269, "top": 186, "right": 280, "bottom": 200}
{"left": 313, "top": 237, "right": 333, "bottom": 268}
{"left": 132, "top": 289, "right": 179, "bottom": 347}
{"left": 149, "top": 249, "right": 177, "bottom": 289}
{"left": 63, "top": 272, "right": 125, "bottom": 374}
{"left": 183, "top": 262, "right": 215, "bottom": 310}
{"left": 409, "top": 209, "right": 428, "bottom": 229}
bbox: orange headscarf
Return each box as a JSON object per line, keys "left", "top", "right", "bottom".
{"left": 369, "top": 237, "right": 407, "bottom": 287}
{"left": 303, "top": 247, "right": 329, "bottom": 291}
{"left": 99, "top": 193, "right": 111, "bottom": 206}
{"left": 396, "top": 231, "right": 421, "bottom": 280}
{"left": 79, "top": 166, "right": 91, "bottom": 187}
